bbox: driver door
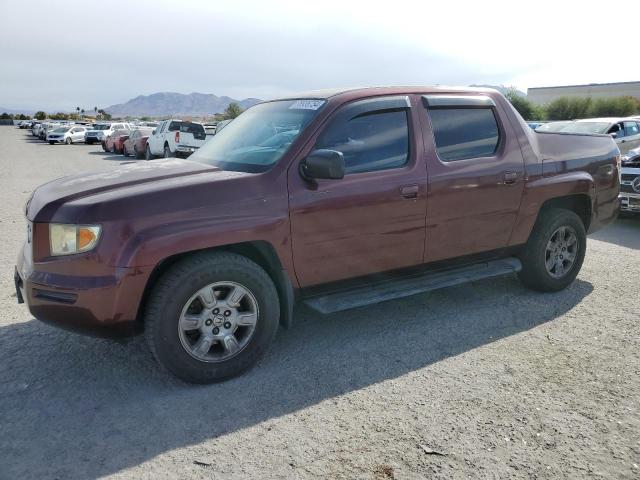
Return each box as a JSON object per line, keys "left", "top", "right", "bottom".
{"left": 287, "top": 96, "right": 428, "bottom": 287}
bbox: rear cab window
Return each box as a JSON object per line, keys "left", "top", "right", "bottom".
{"left": 423, "top": 95, "right": 501, "bottom": 162}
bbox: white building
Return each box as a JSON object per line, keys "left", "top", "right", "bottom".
{"left": 527, "top": 81, "right": 640, "bottom": 105}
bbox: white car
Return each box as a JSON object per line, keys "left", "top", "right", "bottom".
{"left": 84, "top": 122, "right": 131, "bottom": 145}
{"left": 46, "top": 125, "right": 88, "bottom": 145}
{"left": 145, "top": 119, "right": 206, "bottom": 159}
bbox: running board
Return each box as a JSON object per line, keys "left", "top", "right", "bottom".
{"left": 304, "top": 257, "right": 522, "bottom": 314}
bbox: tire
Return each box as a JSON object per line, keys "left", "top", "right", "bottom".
{"left": 111, "top": 143, "right": 117, "bottom": 154}
{"left": 144, "top": 252, "right": 280, "bottom": 383}
{"left": 65, "top": 137, "right": 72, "bottom": 145}
{"left": 518, "top": 208, "right": 586, "bottom": 292}
{"left": 134, "top": 146, "right": 142, "bottom": 159}
{"left": 145, "top": 145, "right": 153, "bottom": 160}
{"left": 86, "top": 140, "right": 94, "bottom": 145}
{"left": 163, "top": 144, "right": 173, "bottom": 158}
{"left": 102, "top": 142, "right": 108, "bottom": 152}
{"left": 123, "top": 144, "right": 129, "bottom": 157}
{"left": 48, "top": 141, "right": 54, "bottom": 145}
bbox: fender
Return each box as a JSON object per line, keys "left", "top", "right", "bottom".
{"left": 509, "top": 170, "right": 595, "bottom": 246}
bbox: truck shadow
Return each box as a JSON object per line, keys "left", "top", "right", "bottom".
{"left": 589, "top": 216, "right": 640, "bottom": 250}
{"left": 0, "top": 276, "right": 593, "bottom": 479}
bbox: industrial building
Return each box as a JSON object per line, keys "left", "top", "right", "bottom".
{"left": 527, "top": 81, "right": 640, "bottom": 105}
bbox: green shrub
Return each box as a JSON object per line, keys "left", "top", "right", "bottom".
{"left": 546, "top": 96, "right": 592, "bottom": 120}
{"left": 588, "top": 96, "right": 640, "bottom": 117}
{"left": 505, "top": 88, "right": 545, "bottom": 120}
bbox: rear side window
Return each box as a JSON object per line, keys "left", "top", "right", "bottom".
{"left": 624, "top": 121, "right": 639, "bottom": 137}
{"left": 315, "top": 110, "right": 409, "bottom": 174}
{"left": 179, "top": 122, "right": 205, "bottom": 134}
{"left": 428, "top": 108, "right": 500, "bottom": 161}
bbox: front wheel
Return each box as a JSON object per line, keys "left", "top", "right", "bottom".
{"left": 144, "top": 252, "right": 280, "bottom": 383}
{"left": 518, "top": 208, "right": 586, "bottom": 292}
{"left": 123, "top": 144, "right": 129, "bottom": 157}
{"left": 145, "top": 145, "right": 153, "bottom": 160}
{"left": 65, "top": 137, "right": 72, "bottom": 145}
{"left": 48, "top": 141, "right": 54, "bottom": 145}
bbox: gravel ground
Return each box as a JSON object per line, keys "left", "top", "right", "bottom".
{"left": 0, "top": 127, "right": 639, "bottom": 479}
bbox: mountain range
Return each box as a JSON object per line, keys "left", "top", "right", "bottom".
{"left": 105, "top": 92, "right": 262, "bottom": 117}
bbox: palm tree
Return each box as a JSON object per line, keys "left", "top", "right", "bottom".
{"left": 94, "top": 106, "right": 97, "bottom": 117}
{"left": 76, "top": 107, "right": 80, "bottom": 117}
{"left": 81, "top": 109, "right": 85, "bottom": 117}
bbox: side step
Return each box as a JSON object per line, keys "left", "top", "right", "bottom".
{"left": 304, "top": 257, "right": 522, "bottom": 314}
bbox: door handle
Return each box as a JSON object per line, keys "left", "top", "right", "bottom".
{"left": 503, "top": 171, "right": 519, "bottom": 184}
{"left": 400, "top": 185, "right": 419, "bottom": 199}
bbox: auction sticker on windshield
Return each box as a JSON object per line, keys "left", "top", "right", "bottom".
{"left": 289, "top": 99, "right": 325, "bottom": 110}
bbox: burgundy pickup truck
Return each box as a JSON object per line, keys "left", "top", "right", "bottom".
{"left": 15, "top": 87, "right": 620, "bottom": 383}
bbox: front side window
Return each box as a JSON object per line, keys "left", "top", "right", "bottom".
{"left": 189, "top": 99, "right": 324, "bottom": 173}
{"left": 315, "top": 110, "right": 409, "bottom": 174}
{"left": 428, "top": 108, "right": 500, "bottom": 161}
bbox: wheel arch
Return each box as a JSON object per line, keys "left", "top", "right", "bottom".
{"left": 538, "top": 194, "right": 592, "bottom": 231}
{"left": 137, "top": 241, "right": 295, "bottom": 330}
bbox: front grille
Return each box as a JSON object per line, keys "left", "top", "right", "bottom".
{"left": 621, "top": 185, "right": 638, "bottom": 194}
{"left": 621, "top": 173, "right": 639, "bottom": 181}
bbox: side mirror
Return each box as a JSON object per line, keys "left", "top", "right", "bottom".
{"left": 300, "top": 149, "right": 345, "bottom": 181}
{"left": 152, "top": 129, "right": 156, "bottom": 135}
{"left": 610, "top": 132, "right": 618, "bottom": 139}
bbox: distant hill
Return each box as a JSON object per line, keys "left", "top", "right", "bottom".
{"left": 105, "top": 92, "right": 262, "bottom": 117}
{"left": 469, "top": 84, "right": 527, "bottom": 97}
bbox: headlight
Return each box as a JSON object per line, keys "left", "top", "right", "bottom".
{"left": 49, "top": 224, "right": 101, "bottom": 256}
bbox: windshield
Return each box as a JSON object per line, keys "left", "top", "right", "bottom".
{"left": 190, "top": 99, "right": 325, "bottom": 173}
{"left": 52, "top": 127, "right": 70, "bottom": 133}
{"left": 92, "top": 124, "right": 110, "bottom": 130}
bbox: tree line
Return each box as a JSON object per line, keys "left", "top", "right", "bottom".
{"left": 505, "top": 88, "right": 640, "bottom": 121}
{"left": 3, "top": 102, "right": 244, "bottom": 123}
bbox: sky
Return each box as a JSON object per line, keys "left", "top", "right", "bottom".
{"left": 1, "top": 0, "right": 639, "bottom": 111}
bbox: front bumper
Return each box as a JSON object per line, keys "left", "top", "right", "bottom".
{"left": 619, "top": 193, "right": 640, "bottom": 213}
{"left": 15, "top": 243, "right": 151, "bottom": 338}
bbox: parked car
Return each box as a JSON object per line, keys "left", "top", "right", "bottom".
{"left": 91, "top": 122, "right": 131, "bottom": 147}
{"left": 620, "top": 146, "right": 640, "bottom": 214}
{"left": 14, "top": 86, "right": 620, "bottom": 383}
{"left": 39, "top": 122, "right": 64, "bottom": 140}
{"left": 46, "top": 125, "right": 88, "bottom": 144}
{"left": 145, "top": 120, "right": 206, "bottom": 159}
{"left": 123, "top": 127, "right": 154, "bottom": 158}
{"left": 560, "top": 118, "right": 640, "bottom": 154}
{"left": 84, "top": 123, "right": 112, "bottom": 144}
{"left": 104, "top": 129, "right": 131, "bottom": 154}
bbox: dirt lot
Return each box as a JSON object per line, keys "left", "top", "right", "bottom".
{"left": 0, "top": 126, "right": 638, "bottom": 479}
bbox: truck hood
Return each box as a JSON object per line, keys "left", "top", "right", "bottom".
{"left": 27, "top": 159, "right": 219, "bottom": 221}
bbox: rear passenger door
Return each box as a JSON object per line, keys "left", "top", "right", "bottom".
{"left": 622, "top": 121, "right": 640, "bottom": 153}
{"left": 420, "top": 95, "right": 525, "bottom": 263}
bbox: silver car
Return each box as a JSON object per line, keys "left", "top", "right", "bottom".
{"left": 572, "top": 118, "right": 640, "bottom": 154}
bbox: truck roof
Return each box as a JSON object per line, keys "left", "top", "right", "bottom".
{"left": 270, "top": 85, "right": 500, "bottom": 101}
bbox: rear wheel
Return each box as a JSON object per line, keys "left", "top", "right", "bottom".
{"left": 144, "top": 252, "right": 280, "bottom": 383}
{"left": 163, "top": 144, "right": 172, "bottom": 158}
{"left": 518, "top": 208, "right": 586, "bottom": 292}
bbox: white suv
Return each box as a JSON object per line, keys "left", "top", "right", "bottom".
{"left": 145, "top": 120, "right": 206, "bottom": 159}
{"left": 85, "top": 122, "right": 131, "bottom": 145}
